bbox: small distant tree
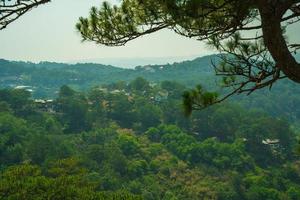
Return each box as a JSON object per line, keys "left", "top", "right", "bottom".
{"left": 129, "top": 77, "right": 151, "bottom": 93}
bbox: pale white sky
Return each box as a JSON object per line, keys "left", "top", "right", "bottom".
{"left": 0, "top": 0, "right": 299, "bottom": 67}
{"left": 0, "top": 0, "right": 212, "bottom": 66}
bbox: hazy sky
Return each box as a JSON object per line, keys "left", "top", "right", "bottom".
{"left": 0, "top": 0, "right": 212, "bottom": 65}
{"left": 0, "top": 0, "right": 299, "bottom": 66}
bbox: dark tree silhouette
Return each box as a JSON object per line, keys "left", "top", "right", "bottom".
{"left": 0, "top": 0, "right": 50, "bottom": 30}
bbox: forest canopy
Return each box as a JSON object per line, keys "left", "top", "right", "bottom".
{"left": 0, "top": 79, "right": 300, "bottom": 199}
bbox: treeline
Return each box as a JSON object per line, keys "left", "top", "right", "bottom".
{"left": 0, "top": 78, "right": 300, "bottom": 199}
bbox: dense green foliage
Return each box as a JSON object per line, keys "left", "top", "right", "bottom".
{"left": 0, "top": 77, "right": 300, "bottom": 199}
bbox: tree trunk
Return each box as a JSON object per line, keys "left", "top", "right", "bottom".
{"left": 257, "top": 0, "right": 300, "bottom": 83}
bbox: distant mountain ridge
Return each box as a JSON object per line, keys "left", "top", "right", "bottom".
{"left": 0, "top": 55, "right": 220, "bottom": 98}
{"left": 71, "top": 55, "right": 203, "bottom": 68}
{"left": 0, "top": 53, "right": 299, "bottom": 98}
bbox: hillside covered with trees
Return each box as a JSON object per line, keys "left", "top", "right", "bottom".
{"left": 1, "top": 0, "right": 300, "bottom": 199}
{"left": 0, "top": 55, "right": 218, "bottom": 98}
{"left": 0, "top": 76, "right": 300, "bottom": 199}
{"left": 1, "top": 55, "right": 300, "bottom": 127}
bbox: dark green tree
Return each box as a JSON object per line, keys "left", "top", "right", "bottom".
{"left": 0, "top": 89, "right": 34, "bottom": 117}
{"left": 56, "top": 86, "right": 90, "bottom": 133}
{"left": 108, "top": 93, "right": 136, "bottom": 128}
{"left": 129, "top": 77, "right": 151, "bottom": 94}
